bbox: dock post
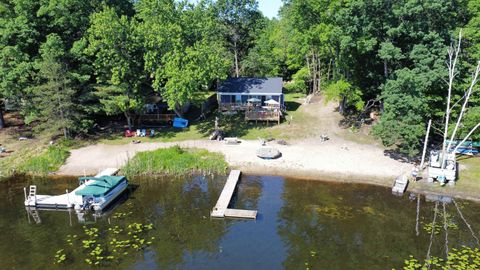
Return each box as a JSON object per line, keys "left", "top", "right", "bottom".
{"left": 66, "top": 189, "right": 70, "bottom": 208}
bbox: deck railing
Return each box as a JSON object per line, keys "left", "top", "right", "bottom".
{"left": 245, "top": 110, "right": 281, "bottom": 122}
{"left": 219, "top": 103, "right": 251, "bottom": 111}
{"left": 220, "top": 102, "right": 286, "bottom": 112}
{"left": 139, "top": 113, "right": 176, "bottom": 122}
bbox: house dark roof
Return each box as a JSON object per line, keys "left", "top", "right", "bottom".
{"left": 218, "top": 77, "right": 283, "bottom": 94}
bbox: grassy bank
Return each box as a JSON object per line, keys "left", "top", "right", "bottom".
{"left": 122, "top": 146, "right": 228, "bottom": 177}
{"left": 0, "top": 140, "right": 72, "bottom": 178}
{"left": 20, "top": 144, "right": 70, "bottom": 175}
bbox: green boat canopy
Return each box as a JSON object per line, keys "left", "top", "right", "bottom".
{"left": 75, "top": 176, "right": 126, "bottom": 197}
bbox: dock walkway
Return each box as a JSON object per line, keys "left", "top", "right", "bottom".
{"left": 211, "top": 170, "right": 257, "bottom": 219}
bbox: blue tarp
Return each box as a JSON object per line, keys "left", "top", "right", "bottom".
{"left": 173, "top": 117, "right": 188, "bottom": 128}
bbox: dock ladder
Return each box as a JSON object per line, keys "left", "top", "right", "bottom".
{"left": 27, "top": 208, "right": 42, "bottom": 224}
{"left": 27, "top": 185, "right": 37, "bottom": 204}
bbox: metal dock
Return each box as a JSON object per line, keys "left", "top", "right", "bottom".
{"left": 211, "top": 170, "right": 257, "bottom": 219}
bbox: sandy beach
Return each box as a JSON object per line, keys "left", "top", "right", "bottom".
{"left": 58, "top": 137, "right": 413, "bottom": 184}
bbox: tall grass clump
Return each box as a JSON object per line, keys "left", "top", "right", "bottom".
{"left": 20, "top": 142, "right": 71, "bottom": 175}
{"left": 122, "top": 146, "right": 228, "bottom": 176}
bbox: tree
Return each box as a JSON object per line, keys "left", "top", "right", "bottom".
{"left": 0, "top": 0, "right": 39, "bottom": 128}
{"left": 215, "top": 0, "right": 265, "bottom": 77}
{"left": 324, "top": 79, "right": 364, "bottom": 115}
{"left": 30, "top": 34, "right": 76, "bottom": 138}
{"left": 85, "top": 6, "right": 146, "bottom": 130}
{"left": 373, "top": 69, "right": 431, "bottom": 157}
{"left": 138, "top": 0, "right": 231, "bottom": 116}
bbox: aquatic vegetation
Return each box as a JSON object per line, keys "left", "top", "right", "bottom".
{"left": 422, "top": 212, "right": 459, "bottom": 235}
{"left": 53, "top": 249, "right": 67, "bottom": 264}
{"left": 54, "top": 221, "right": 155, "bottom": 266}
{"left": 122, "top": 146, "right": 228, "bottom": 177}
{"left": 312, "top": 205, "right": 354, "bottom": 220}
{"left": 401, "top": 246, "right": 480, "bottom": 269}
{"left": 112, "top": 211, "right": 133, "bottom": 219}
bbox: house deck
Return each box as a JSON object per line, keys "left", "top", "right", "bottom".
{"left": 245, "top": 110, "right": 281, "bottom": 124}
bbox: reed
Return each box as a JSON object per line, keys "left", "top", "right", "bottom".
{"left": 122, "top": 146, "right": 228, "bottom": 177}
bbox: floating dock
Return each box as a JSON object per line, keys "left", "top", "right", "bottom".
{"left": 211, "top": 170, "right": 257, "bottom": 219}
{"left": 24, "top": 168, "right": 120, "bottom": 209}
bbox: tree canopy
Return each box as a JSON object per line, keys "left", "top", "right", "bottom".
{"left": 0, "top": 0, "right": 479, "bottom": 156}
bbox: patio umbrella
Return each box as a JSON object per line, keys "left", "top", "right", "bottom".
{"left": 265, "top": 99, "right": 280, "bottom": 105}
{"left": 247, "top": 98, "right": 261, "bottom": 102}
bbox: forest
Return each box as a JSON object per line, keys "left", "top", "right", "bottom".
{"left": 1, "top": 0, "right": 480, "bottom": 157}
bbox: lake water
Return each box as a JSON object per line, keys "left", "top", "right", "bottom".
{"left": 1, "top": 174, "right": 479, "bottom": 269}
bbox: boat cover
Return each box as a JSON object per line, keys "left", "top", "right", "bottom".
{"left": 447, "top": 140, "right": 480, "bottom": 147}
{"left": 75, "top": 176, "right": 126, "bottom": 196}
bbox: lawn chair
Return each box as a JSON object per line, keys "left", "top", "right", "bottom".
{"left": 149, "top": 129, "right": 155, "bottom": 137}
{"left": 258, "top": 137, "right": 266, "bottom": 146}
{"left": 136, "top": 129, "right": 141, "bottom": 137}
{"left": 125, "top": 130, "right": 135, "bottom": 137}
{"left": 140, "top": 129, "right": 147, "bottom": 137}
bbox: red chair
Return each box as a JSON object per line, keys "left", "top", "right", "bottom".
{"left": 125, "top": 130, "right": 135, "bottom": 137}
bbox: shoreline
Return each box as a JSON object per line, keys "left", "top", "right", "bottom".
{"left": 55, "top": 139, "right": 480, "bottom": 202}
{"left": 238, "top": 167, "right": 480, "bottom": 202}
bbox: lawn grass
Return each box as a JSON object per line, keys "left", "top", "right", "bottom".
{"left": 122, "top": 146, "right": 228, "bottom": 177}
{"left": 100, "top": 93, "right": 308, "bottom": 144}
{"left": 95, "top": 92, "right": 377, "bottom": 145}
{"left": 99, "top": 126, "right": 207, "bottom": 145}
{"left": 456, "top": 156, "right": 480, "bottom": 191}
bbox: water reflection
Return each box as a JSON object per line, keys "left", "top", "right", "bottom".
{"left": 0, "top": 175, "right": 479, "bottom": 269}
{"left": 277, "top": 180, "right": 480, "bottom": 270}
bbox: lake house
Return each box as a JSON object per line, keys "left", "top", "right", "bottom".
{"left": 218, "top": 77, "right": 284, "bottom": 110}
{"left": 217, "top": 77, "right": 285, "bottom": 124}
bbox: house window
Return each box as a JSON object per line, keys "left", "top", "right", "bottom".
{"left": 235, "top": 94, "right": 242, "bottom": 103}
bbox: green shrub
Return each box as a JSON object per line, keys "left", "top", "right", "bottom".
{"left": 122, "top": 146, "right": 228, "bottom": 176}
